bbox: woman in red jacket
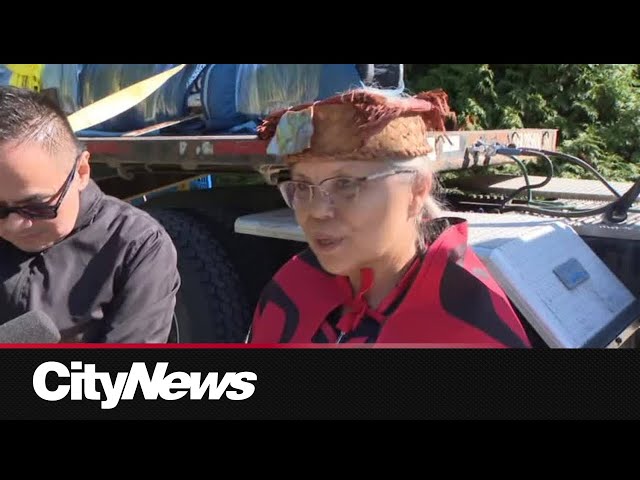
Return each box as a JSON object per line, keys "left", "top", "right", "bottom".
{"left": 248, "top": 89, "right": 531, "bottom": 347}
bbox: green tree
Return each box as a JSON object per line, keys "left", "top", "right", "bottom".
{"left": 405, "top": 64, "right": 640, "bottom": 181}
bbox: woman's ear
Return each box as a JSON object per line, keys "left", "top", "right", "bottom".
{"left": 408, "top": 172, "right": 431, "bottom": 217}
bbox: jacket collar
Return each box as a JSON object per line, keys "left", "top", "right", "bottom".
{"left": 71, "top": 179, "right": 104, "bottom": 234}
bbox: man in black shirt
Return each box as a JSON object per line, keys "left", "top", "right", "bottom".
{"left": 0, "top": 85, "right": 180, "bottom": 342}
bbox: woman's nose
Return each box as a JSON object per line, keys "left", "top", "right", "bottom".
{"left": 306, "top": 189, "right": 335, "bottom": 219}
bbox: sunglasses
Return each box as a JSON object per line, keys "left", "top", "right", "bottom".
{"left": 0, "top": 153, "right": 82, "bottom": 221}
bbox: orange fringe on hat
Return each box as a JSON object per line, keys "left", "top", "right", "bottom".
{"left": 257, "top": 89, "right": 456, "bottom": 164}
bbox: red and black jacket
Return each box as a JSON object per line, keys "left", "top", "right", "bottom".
{"left": 249, "top": 217, "right": 532, "bottom": 347}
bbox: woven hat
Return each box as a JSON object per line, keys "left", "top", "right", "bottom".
{"left": 257, "top": 89, "right": 455, "bottom": 164}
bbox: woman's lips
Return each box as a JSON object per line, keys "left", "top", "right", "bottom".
{"left": 311, "top": 234, "right": 344, "bottom": 253}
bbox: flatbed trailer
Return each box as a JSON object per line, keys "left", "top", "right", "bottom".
{"left": 82, "top": 127, "right": 640, "bottom": 348}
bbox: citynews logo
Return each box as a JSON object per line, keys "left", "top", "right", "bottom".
{"left": 32, "top": 361, "right": 257, "bottom": 410}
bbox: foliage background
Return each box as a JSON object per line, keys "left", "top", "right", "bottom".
{"left": 405, "top": 64, "right": 640, "bottom": 182}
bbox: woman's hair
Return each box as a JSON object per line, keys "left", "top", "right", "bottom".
{"left": 389, "top": 155, "right": 448, "bottom": 253}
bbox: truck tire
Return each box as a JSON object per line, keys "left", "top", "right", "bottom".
{"left": 189, "top": 207, "right": 297, "bottom": 304}
{"left": 146, "top": 208, "right": 252, "bottom": 343}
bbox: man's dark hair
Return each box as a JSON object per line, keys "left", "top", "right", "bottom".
{"left": 0, "top": 85, "right": 84, "bottom": 159}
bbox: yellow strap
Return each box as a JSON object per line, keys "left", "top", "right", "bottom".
{"left": 5, "top": 63, "right": 44, "bottom": 77}
{"left": 5, "top": 64, "right": 44, "bottom": 90}
{"left": 68, "top": 64, "right": 187, "bottom": 133}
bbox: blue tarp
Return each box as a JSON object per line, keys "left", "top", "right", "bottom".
{"left": 78, "top": 64, "right": 368, "bottom": 136}
{"left": 4, "top": 64, "right": 379, "bottom": 137}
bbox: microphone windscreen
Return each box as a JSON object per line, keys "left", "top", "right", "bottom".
{"left": 0, "top": 311, "right": 61, "bottom": 343}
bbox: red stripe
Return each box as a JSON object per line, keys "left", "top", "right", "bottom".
{"left": 85, "top": 142, "right": 133, "bottom": 155}
{"left": 213, "top": 139, "right": 268, "bottom": 155}
{"left": 0, "top": 342, "right": 503, "bottom": 349}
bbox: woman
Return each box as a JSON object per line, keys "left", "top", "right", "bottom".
{"left": 248, "top": 89, "right": 531, "bottom": 347}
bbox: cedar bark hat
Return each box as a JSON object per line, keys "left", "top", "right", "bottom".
{"left": 257, "top": 89, "right": 455, "bottom": 164}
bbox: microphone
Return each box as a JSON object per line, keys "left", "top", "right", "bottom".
{"left": 0, "top": 311, "right": 61, "bottom": 343}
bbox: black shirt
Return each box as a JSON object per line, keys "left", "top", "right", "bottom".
{"left": 0, "top": 180, "right": 180, "bottom": 342}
